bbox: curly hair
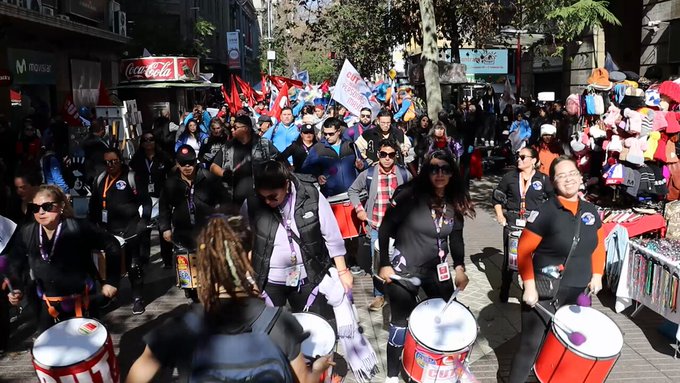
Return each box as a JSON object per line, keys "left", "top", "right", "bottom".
{"left": 195, "top": 216, "right": 259, "bottom": 314}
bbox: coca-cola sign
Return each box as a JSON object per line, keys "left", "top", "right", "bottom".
{"left": 120, "top": 57, "right": 200, "bottom": 82}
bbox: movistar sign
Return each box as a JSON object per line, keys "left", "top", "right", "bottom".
{"left": 7, "top": 48, "right": 56, "bottom": 85}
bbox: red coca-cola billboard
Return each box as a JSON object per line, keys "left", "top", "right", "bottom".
{"left": 120, "top": 57, "right": 200, "bottom": 82}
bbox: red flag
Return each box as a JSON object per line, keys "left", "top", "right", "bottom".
{"left": 261, "top": 73, "right": 268, "bottom": 96}
{"left": 61, "top": 95, "right": 82, "bottom": 126}
{"left": 269, "top": 83, "right": 289, "bottom": 121}
{"left": 234, "top": 75, "right": 255, "bottom": 106}
{"left": 270, "top": 75, "right": 303, "bottom": 89}
{"left": 320, "top": 79, "right": 330, "bottom": 95}
{"left": 97, "top": 80, "right": 113, "bottom": 106}
{"left": 230, "top": 75, "right": 243, "bottom": 114}
{"left": 220, "top": 84, "right": 231, "bottom": 108}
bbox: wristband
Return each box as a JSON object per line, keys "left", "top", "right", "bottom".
{"left": 338, "top": 268, "right": 349, "bottom": 276}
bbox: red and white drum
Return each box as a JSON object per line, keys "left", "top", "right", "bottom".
{"left": 293, "top": 312, "right": 337, "bottom": 383}
{"left": 32, "top": 318, "right": 120, "bottom": 383}
{"left": 327, "top": 192, "right": 363, "bottom": 239}
{"left": 403, "top": 298, "right": 478, "bottom": 383}
{"left": 534, "top": 305, "right": 623, "bottom": 383}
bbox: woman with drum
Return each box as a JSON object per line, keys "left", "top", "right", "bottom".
{"left": 378, "top": 149, "right": 473, "bottom": 383}
{"left": 6, "top": 185, "right": 121, "bottom": 334}
{"left": 126, "top": 216, "right": 333, "bottom": 383}
{"left": 508, "top": 156, "right": 605, "bottom": 383}
{"left": 492, "top": 147, "right": 553, "bottom": 303}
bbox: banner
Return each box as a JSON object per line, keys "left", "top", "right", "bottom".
{"left": 296, "top": 70, "right": 309, "bottom": 85}
{"left": 332, "top": 60, "right": 380, "bottom": 118}
{"left": 120, "top": 57, "right": 199, "bottom": 82}
{"left": 459, "top": 49, "right": 508, "bottom": 74}
{"left": 227, "top": 32, "right": 241, "bottom": 69}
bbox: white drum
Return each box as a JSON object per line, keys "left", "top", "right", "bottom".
{"left": 293, "top": 312, "right": 336, "bottom": 361}
{"left": 32, "top": 318, "right": 120, "bottom": 383}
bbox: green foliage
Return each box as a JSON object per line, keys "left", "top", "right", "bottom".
{"left": 193, "top": 18, "right": 217, "bottom": 58}
{"left": 299, "top": 51, "right": 336, "bottom": 83}
{"left": 546, "top": 0, "right": 621, "bottom": 41}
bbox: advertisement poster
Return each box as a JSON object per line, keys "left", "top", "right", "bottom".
{"left": 459, "top": 49, "right": 508, "bottom": 74}
{"left": 227, "top": 31, "right": 241, "bottom": 69}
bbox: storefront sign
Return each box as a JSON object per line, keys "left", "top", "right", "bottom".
{"left": 120, "top": 57, "right": 200, "bottom": 82}
{"left": 61, "top": 0, "right": 108, "bottom": 23}
{"left": 7, "top": 48, "right": 56, "bottom": 85}
{"left": 0, "top": 69, "right": 12, "bottom": 86}
{"left": 460, "top": 49, "right": 508, "bottom": 74}
{"left": 227, "top": 31, "right": 241, "bottom": 69}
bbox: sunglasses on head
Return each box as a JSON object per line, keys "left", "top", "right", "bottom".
{"left": 178, "top": 160, "right": 196, "bottom": 167}
{"left": 379, "top": 151, "right": 397, "bottom": 159}
{"left": 27, "top": 202, "right": 58, "bottom": 214}
{"left": 429, "top": 164, "right": 452, "bottom": 175}
{"left": 105, "top": 159, "right": 120, "bottom": 166}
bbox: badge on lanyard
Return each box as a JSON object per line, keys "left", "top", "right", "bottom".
{"left": 148, "top": 183, "right": 155, "bottom": 193}
{"left": 515, "top": 219, "right": 526, "bottom": 227}
{"left": 437, "top": 262, "right": 451, "bottom": 282}
{"left": 432, "top": 204, "right": 450, "bottom": 282}
{"left": 101, "top": 209, "right": 108, "bottom": 223}
{"left": 285, "top": 265, "right": 302, "bottom": 287}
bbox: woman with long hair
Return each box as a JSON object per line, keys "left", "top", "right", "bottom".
{"left": 427, "top": 120, "right": 464, "bottom": 162}
{"left": 126, "top": 216, "right": 333, "bottom": 383}
{"left": 6, "top": 185, "right": 121, "bottom": 333}
{"left": 377, "top": 149, "right": 474, "bottom": 382}
{"left": 175, "top": 118, "right": 208, "bottom": 153}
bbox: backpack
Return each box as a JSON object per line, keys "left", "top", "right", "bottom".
{"left": 185, "top": 306, "right": 294, "bottom": 383}
{"left": 95, "top": 170, "right": 137, "bottom": 193}
{"left": 365, "top": 164, "right": 409, "bottom": 192}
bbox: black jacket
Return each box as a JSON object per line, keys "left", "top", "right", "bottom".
{"left": 278, "top": 141, "right": 313, "bottom": 173}
{"left": 9, "top": 218, "right": 121, "bottom": 295}
{"left": 492, "top": 170, "right": 554, "bottom": 217}
{"left": 129, "top": 150, "right": 174, "bottom": 199}
{"left": 360, "top": 126, "right": 406, "bottom": 164}
{"left": 89, "top": 168, "right": 144, "bottom": 234}
{"left": 159, "top": 168, "right": 229, "bottom": 249}
{"left": 246, "top": 176, "right": 333, "bottom": 290}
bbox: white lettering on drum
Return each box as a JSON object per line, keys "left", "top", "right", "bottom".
{"left": 90, "top": 351, "right": 114, "bottom": 383}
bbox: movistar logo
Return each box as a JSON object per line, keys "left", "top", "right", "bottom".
{"left": 16, "top": 59, "right": 26, "bottom": 74}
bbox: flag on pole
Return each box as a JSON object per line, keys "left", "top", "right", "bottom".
{"left": 269, "top": 83, "right": 289, "bottom": 121}
{"left": 220, "top": 84, "right": 232, "bottom": 107}
{"left": 234, "top": 75, "right": 255, "bottom": 106}
{"left": 61, "top": 95, "right": 83, "bottom": 127}
{"left": 332, "top": 60, "right": 381, "bottom": 118}
{"left": 230, "top": 75, "right": 243, "bottom": 114}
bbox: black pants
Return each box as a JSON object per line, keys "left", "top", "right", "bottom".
{"left": 140, "top": 224, "right": 173, "bottom": 266}
{"left": 112, "top": 227, "right": 144, "bottom": 301}
{"left": 265, "top": 281, "right": 334, "bottom": 321}
{"left": 508, "top": 286, "right": 583, "bottom": 383}
{"left": 0, "top": 290, "right": 8, "bottom": 351}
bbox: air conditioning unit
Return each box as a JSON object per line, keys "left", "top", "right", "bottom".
{"left": 56, "top": 14, "right": 70, "bottom": 21}
{"left": 42, "top": 6, "right": 53, "bottom": 16}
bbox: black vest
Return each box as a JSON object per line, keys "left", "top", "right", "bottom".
{"left": 247, "top": 176, "right": 332, "bottom": 290}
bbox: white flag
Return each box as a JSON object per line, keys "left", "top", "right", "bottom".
{"left": 332, "top": 60, "right": 381, "bottom": 118}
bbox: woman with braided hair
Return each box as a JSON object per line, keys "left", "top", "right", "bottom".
{"left": 126, "top": 215, "right": 333, "bottom": 383}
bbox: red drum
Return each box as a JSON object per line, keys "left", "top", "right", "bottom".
{"left": 32, "top": 318, "right": 120, "bottom": 383}
{"left": 403, "top": 298, "right": 478, "bottom": 383}
{"left": 534, "top": 305, "right": 623, "bottom": 383}
{"left": 327, "top": 192, "right": 362, "bottom": 239}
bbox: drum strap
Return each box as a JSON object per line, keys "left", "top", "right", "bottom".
{"left": 42, "top": 284, "right": 90, "bottom": 320}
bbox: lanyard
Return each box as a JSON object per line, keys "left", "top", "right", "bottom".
{"left": 39, "top": 222, "right": 63, "bottom": 262}
{"left": 185, "top": 181, "right": 196, "bottom": 225}
{"left": 145, "top": 158, "right": 154, "bottom": 181}
{"left": 278, "top": 194, "right": 299, "bottom": 265}
{"left": 518, "top": 173, "right": 533, "bottom": 217}
{"left": 431, "top": 203, "right": 447, "bottom": 262}
{"left": 102, "top": 176, "right": 117, "bottom": 210}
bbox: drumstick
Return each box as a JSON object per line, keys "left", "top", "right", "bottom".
{"left": 389, "top": 274, "right": 422, "bottom": 286}
{"left": 434, "top": 287, "right": 460, "bottom": 324}
{"left": 534, "top": 303, "right": 587, "bottom": 346}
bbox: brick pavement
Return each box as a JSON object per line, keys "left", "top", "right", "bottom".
{"left": 2, "top": 174, "right": 680, "bottom": 382}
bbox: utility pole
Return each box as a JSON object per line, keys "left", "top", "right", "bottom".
{"left": 419, "top": 0, "right": 442, "bottom": 122}
{"left": 267, "top": 0, "right": 273, "bottom": 76}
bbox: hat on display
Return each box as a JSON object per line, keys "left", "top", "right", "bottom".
{"left": 619, "top": 93, "right": 646, "bottom": 110}
{"left": 666, "top": 112, "right": 680, "bottom": 134}
{"left": 300, "top": 123, "right": 315, "bottom": 134}
{"left": 623, "top": 71, "right": 640, "bottom": 82}
{"left": 659, "top": 81, "right": 680, "bottom": 103}
{"left": 624, "top": 137, "right": 645, "bottom": 166}
{"left": 645, "top": 88, "right": 661, "bottom": 107}
{"left": 609, "top": 71, "right": 626, "bottom": 83}
{"left": 540, "top": 124, "right": 557, "bottom": 136}
{"left": 608, "top": 135, "right": 624, "bottom": 152}
{"left": 652, "top": 110, "right": 668, "bottom": 131}
{"left": 605, "top": 163, "right": 626, "bottom": 185}
{"left": 176, "top": 145, "right": 197, "bottom": 163}
{"left": 666, "top": 140, "right": 679, "bottom": 163}
{"left": 587, "top": 68, "right": 613, "bottom": 90}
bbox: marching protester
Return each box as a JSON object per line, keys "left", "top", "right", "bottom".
{"left": 198, "top": 118, "right": 230, "bottom": 167}
{"left": 175, "top": 119, "right": 207, "bottom": 153}
{"left": 129, "top": 131, "right": 175, "bottom": 269}
{"left": 426, "top": 120, "right": 463, "bottom": 161}
{"left": 509, "top": 156, "right": 604, "bottom": 383}
{"left": 378, "top": 149, "right": 473, "bottom": 382}
{"left": 7, "top": 185, "right": 121, "bottom": 334}
{"left": 210, "top": 115, "right": 279, "bottom": 205}
{"left": 492, "top": 147, "right": 553, "bottom": 302}
{"left": 183, "top": 104, "right": 212, "bottom": 136}
{"left": 125, "top": 215, "right": 333, "bottom": 383}
{"left": 348, "top": 139, "right": 411, "bottom": 311}
{"left": 89, "top": 148, "right": 148, "bottom": 315}
{"left": 278, "top": 123, "right": 317, "bottom": 172}
{"left": 257, "top": 114, "right": 273, "bottom": 136}
{"left": 264, "top": 107, "right": 300, "bottom": 154}
{"left": 355, "top": 110, "right": 411, "bottom": 167}
{"left": 406, "top": 115, "right": 432, "bottom": 170}
{"left": 81, "top": 120, "right": 109, "bottom": 182}
{"left": 343, "top": 107, "right": 374, "bottom": 142}
{"left": 241, "top": 160, "right": 351, "bottom": 318}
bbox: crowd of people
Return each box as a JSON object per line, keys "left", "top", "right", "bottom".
{"left": 0, "top": 85, "right": 607, "bottom": 383}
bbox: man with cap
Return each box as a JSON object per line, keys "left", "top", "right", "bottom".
{"left": 257, "top": 114, "right": 273, "bottom": 136}
{"left": 159, "top": 145, "right": 228, "bottom": 273}
{"left": 535, "top": 123, "right": 563, "bottom": 175}
{"left": 210, "top": 115, "right": 279, "bottom": 205}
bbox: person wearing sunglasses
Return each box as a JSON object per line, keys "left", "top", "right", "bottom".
{"left": 355, "top": 110, "right": 412, "bottom": 167}
{"left": 377, "top": 149, "right": 473, "bottom": 382}
{"left": 240, "top": 160, "right": 350, "bottom": 318}
{"left": 7, "top": 185, "right": 121, "bottom": 334}
{"left": 491, "top": 147, "right": 553, "bottom": 303}
{"left": 348, "top": 139, "right": 411, "bottom": 311}
{"left": 509, "top": 156, "right": 604, "bottom": 383}
{"left": 343, "top": 107, "right": 374, "bottom": 143}
{"left": 89, "top": 148, "right": 148, "bottom": 315}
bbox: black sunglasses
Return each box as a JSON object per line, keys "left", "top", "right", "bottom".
{"left": 105, "top": 159, "right": 120, "bottom": 166}
{"left": 323, "top": 131, "right": 338, "bottom": 137}
{"left": 379, "top": 151, "right": 397, "bottom": 159}
{"left": 517, "top": 155, "right": 533, "bottom": 161}
{"left": 360, "top": 114, "right": 371, "bottom": 118}
{"left": 178, "top": 160, "right": 196, "bottom": 167}
{"left": 27, "top": 202, "right": 58, "bottom": 214}
{"left": 429, "top": 164, "right": 452, "bottom": 176}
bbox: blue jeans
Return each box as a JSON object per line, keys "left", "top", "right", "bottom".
{"left": 370, "top": 228, "right": 384, "bottom": 297}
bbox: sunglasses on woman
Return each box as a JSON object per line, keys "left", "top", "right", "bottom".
{"left": 27, "top": 202, "right": 58, "bottom": 214}
{"left": 429, "top": 164, "right": 452, "bottom": 176}
{"left": 379, "top": 151, "right": 397, "bottom": 159}
{"left": 517, "top": 154, "right": 533, "bottom": 161}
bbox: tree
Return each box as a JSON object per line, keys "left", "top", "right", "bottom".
{"left": 419, "top": 0, "right": 442, "bottom": 121}
{"left": 192, "top": 18, "right": 216, "bottom": 58}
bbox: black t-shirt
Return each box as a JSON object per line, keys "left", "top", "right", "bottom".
{"left": 492, "top": 170, "right": 553, "bottom": 216}
{"left": 214, "top": 142, "right": 254, "bottom": 204}
{"left": 525, "top": 197, "right": 601, "bottom": 287}
{"left": 144, "top": 297, "right": 305, "bottom": 368}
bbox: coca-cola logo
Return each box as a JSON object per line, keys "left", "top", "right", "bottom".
{"left": 124, "top": 61, "right": 174, "bottom": 81}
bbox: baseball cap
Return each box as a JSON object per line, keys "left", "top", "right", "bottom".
{"left": 300, "top": 124, "right": 315, "bottom": 133}
{"left": 258, "top": 114, "right": 272, "bottom": 124}
{"left": 176, "top": 145, "right": 197, "bottom": 163}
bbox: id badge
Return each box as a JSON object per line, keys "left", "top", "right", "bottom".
{"left": 102, "top": 209, "right": 108, "bottom": 223}
{"left": 515, "top": 219, "right": 526, "bottom": 227}
{"left": 437, "top": 262, "right": 451, "bottom": 282}
{"left": 148, "top": 183, "right": 155, "bottom": 193}
{"left": 285, "top": 265, "right": 301, "bottom": 287}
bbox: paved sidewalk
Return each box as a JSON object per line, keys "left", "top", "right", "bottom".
{"left": 2, "top": 174, "right": 680, "bottom": 382}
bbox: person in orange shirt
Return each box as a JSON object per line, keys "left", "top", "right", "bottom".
{"left": 508, "top": 156, "right": 605, "bottom": 383}
{"left": 535, "top": 124, "right": 563, "bottom": 175}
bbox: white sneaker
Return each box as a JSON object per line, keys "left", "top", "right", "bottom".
{"left": 385, "top": 378, "right": 399, "bottom": 383}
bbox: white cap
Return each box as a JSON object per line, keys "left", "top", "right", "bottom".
{"left": 540, "top": 124, "right": 557, "bottom": 136}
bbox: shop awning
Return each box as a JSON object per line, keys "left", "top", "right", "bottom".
{"left": 112, "top": 82, "right": 222, "bottom": 90}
